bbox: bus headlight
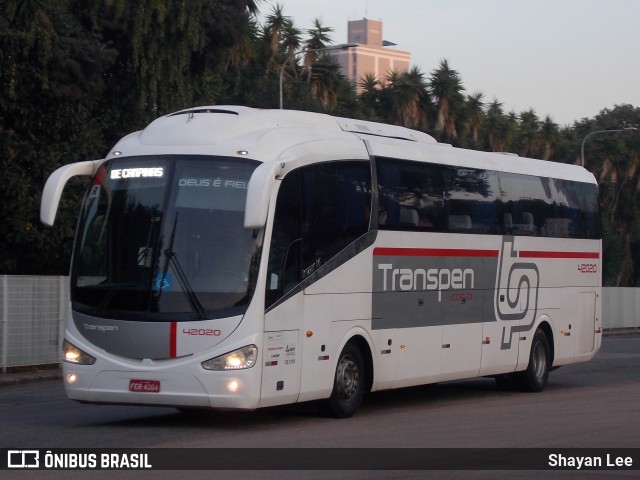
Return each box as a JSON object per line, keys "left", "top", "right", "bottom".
{"left": 63, "top": 339, "right": 96, "bottom": 365}
{"left": 202, "top": 345, "right": 257, "bottom": 371}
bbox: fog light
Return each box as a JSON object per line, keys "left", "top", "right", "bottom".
{"left": 66, "top": 373, "right": 78, "bottom": 384}
{"left": 227, "top": 380, "right": 240, "bottom": 393}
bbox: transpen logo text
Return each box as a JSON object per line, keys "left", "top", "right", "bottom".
{"left": 377, "top": 263, "right": 474, "bottom": 301}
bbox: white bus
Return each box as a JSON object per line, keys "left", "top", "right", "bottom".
{"left": 41, "top": 106, "right": 602, "bottom": 417}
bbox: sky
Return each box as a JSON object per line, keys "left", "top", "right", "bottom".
{"left": 257, "top": 0, "right": 639, "bottom": 126}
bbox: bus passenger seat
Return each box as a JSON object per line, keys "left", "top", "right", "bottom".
{"left": 398, "top": 207, "right": 419, "bottom": 226}
{"left": 504, "top": 213, "right": 513, "bottom": 232}
{"left": 449, "top": 214, "right": 472, "bottom": 232}
{"left": 522, "top": 212, "right": 534, "bottom": 233}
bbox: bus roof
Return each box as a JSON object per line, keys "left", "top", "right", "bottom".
{"left": 108, "top": 106, "right": 596, "bottom": 185}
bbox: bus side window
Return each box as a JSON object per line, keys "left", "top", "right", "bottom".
{"left": 500, "top": 173, "right": 550, "bottom": 237}
{"left": 266, "top": 171, "right": 302, "bottom": 308}
{"left": 550, "top": 179, "right": 601, "bottom": 239}
{"left": 445, "top": 167, "right": 499, "bottom": 234}
{"left": 265, "top": 162, "right": 371, "bottom": 308}
{"left": 376, "top": 157, "right": 445, "bottom": 232}
{"left": 499, "top": 173, "right": 600, "bottom": 239}
{"left": 301, "top": 162, "right": 371, "bottom": 267}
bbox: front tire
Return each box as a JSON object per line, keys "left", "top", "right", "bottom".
{"left": 324, "top": 342, "right": 365, "bottom": 418}
{"left": 515, "top": 328, "right": 551, "bottom": 392}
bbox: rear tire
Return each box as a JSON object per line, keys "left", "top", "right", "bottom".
{"left": 324, "top": 342, "right": 365, "bottom": 418}
{"left": 514, "top": 329, "right": 551, "bottom": 392}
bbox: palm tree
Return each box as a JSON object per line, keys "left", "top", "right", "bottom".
{"left": 357, "top": 72, "right": 381, "bottom": 118}
{"left": 310, "top": 54, "right": 346, "bottom": 110}
{"left": 517, "top": 109, "right": 541, "bottom": 157}
{"left": 429, "top": 59, "right": 465, "bottom": 140}
{"left": 358, "top": 72, "right": 379, "bottom": 93}
{"left": 225, "top": 18, "right": 259, "bottom": 69}
{"left": 384, "top": 67, "right": 429, "bottom": 130}
{"left": 264, "top": 3, "right": 289, "bottom": 58}
{"left": 463, "top": 92, "right": 485, "bottom": 145}
{"left": 303, "top": 18, "right": 333, "bottom": 81}
{"left": 483, "top": 100, "right": 514, "bottom": 152}
{"left": 282, "top": 20, "right": 303, "bottom": 79}
{"left": 539, "top": 116, "right": 559, "bottom": 160}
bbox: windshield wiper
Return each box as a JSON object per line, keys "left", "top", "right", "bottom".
{"left": 164, "top": 249, "right": 206, "bottom": 320}
{"left": 94, "top": 283, "right": 138, "bottom": 316}
{"left": 160, "top": 213, "right": 206, "bottom": 320}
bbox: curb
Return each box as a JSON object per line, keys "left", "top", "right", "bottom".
{"left": 603, "top": 328, "right": 640, "bottom": 337}
{"left": 0, "top": 368, "right": 62, "bottom": 387}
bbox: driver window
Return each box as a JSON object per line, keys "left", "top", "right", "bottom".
{"left": 265, "top": 161, "right": 371, "bottom": 308}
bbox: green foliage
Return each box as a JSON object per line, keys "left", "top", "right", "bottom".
{"left": 578, "top": 105, "right": 640, "bottom": 286}
{"left": 0, "top": 0, "right": 259, "bottom": 274}
{"left": 1, "top": 1, "right": 639, "bottom": 284}
{"left": 1, "top": 0, "right": 114, "bottom": 273}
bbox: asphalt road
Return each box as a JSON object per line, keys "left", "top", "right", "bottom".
{"left": 1, "top": 334, "right": 639, "bottom": 479}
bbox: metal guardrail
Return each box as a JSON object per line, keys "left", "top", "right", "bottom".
{"left": 0, "top": 277, "right": 638, "bottom": 370}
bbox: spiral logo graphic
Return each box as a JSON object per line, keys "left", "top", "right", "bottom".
{"left": 495, "top": 236, "right": 540, "bottom": 349}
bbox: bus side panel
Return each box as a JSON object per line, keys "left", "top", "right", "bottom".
{"left": 506, "top": 236, "right": 602, "bottom": 369}
{"left": 259, "top": 293, "right": 303, "bottom": 408}
{"left": 575, "top": 292, "right": 597, "bottom": 354}
{"left": 297, "top": 292, "right": 373, "bottom": 403}
{"left": 439, "top": 323, "right": 482, "bottom": 381}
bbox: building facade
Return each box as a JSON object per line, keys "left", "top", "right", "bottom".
{"left": 331, "top": 18, "right": 411, "bottom": 88}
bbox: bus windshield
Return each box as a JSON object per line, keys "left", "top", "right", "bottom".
{"left": 71, "top": 155, "right": 262, "bottom": 321}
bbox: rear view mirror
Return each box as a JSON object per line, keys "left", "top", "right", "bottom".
{"left": 244, "top": 162, "right": 283, "bottom": 229}
{"left": 41, "top": 160, "right": 103, "bottom": 226}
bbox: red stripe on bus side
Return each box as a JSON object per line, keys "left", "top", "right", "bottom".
{"left": 170, "top": 322, "right": 177, "bottom": 358}
{"left": 518, "top": 251, "right": 600, "bottom": 259}
{"left": 373, "top": 247, "right": 499, "bottom": 258}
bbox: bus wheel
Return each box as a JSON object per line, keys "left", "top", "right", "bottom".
{"left": 324, "top": 342, "right": 365, "bottom": 418}
{"left": 515, "top": 329, "right": 551, "bottom": 392}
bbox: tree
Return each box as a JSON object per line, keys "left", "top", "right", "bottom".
{"left": 575, "top": 105, "right": 640, "bottom": 286}
{"left": 429, "top": 59, "right": 465, "bottom": 141}
{"left": 309, "top": 54, "right": 350, "bottom": 110}
{"left": 482, "top": 101, "right": 513, "bottom": 152}
{"left": 462, "top": 92, "right": 485, "bottom": 147}
{"left": 383, "top": 67, "right": 429, "bottom": 130}
{"left": 0, "top": 0, "right": 115, "bottom": 274}
{"left": 516, "top": 109, "right": 541, "bottom": 157}
{"left": 538, "top": 116, "right": 560, "bottom": 160}
{"left": 263, "top": 3, "right": 289, "bottom": 72}
{"left": 2, "top": 3, "right": 640, "bottom": 287}
{"left": 356, "top": 72, "right": 381, "bottom": 119}
{"left": 88, "top": 0, "right": 260, "bottom": 128}
{"left": 282, "top": 20, "right": 303, "bottom": 76}
{"left": 303, "top": 18, "right": 333, "bottom": 81}
{"left": 0, "top": 0, "right": 260, "bottom": 274}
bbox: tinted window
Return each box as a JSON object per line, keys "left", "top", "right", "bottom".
{"left": 72, "top": 156, "right": 261, "bottom": 320}
{"left": 376, "top": 158, "right": 445, "bottom": 231}
{"left": 500, "top": 172, "right": 600, "bottom": 239}
{"left": 266, "top": 161, "right": 371, "bottom": 307}
{"left": 445, "top": 167, "right": 500, "bottom": 234}
{"left": 500, "top": 173, "right": 554, "bottom": 237}
{"left": 548, "top": 179, "right": 601, "bottom": 239}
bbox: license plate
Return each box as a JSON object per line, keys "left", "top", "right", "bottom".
{"left": 129, "top": 379, "right": 161, "bottom": 393}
